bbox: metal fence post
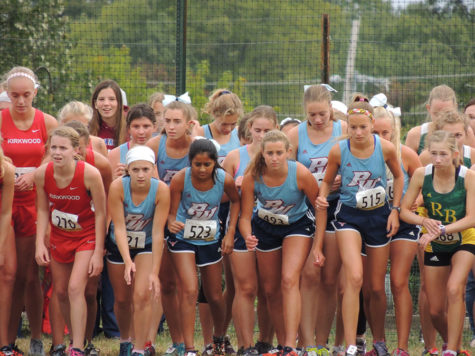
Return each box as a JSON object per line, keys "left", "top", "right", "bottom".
{"left": 176, "top": 0, "right": 187, "bottom": 95}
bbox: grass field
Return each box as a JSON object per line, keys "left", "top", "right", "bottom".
{"left": 13, "top": 315, "right": 475, "bottom": 356}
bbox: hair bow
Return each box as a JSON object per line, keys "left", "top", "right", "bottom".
{"left": 370, "top": 93, "right": 401, "bottom": 117}
{"left": 162, "top": 92, "right": 192, "bottom": 106}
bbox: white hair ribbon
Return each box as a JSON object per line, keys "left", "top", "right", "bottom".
{"left": 304, "top": 84, "right": 338, "bottom": 93}
{"left": 162, "top": 92, "right": 192, "bottom": 106}
{"left": 370, "top": 93, "right": 401, "bottom": 117}
{"left": 193, "top": 136, "right": 221, "bottom": 154}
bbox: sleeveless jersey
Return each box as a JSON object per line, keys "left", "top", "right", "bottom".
{"left": 297, "top": 120, "right": 341, "bottom": 200}
{"left": 175, "top": 168, "right": 225, "bottom": 245}
{"left": 98, "top": 121, "right": 116, "bottom": 151}
{"left": 44, "top": 161, "right": 95, "bottom": 240}
{"left": 254, "top": 160, "right": 308, "bottom": 224}
{"left": 462, "top": 145, "right": 471, "bottom": 168}
{"left": 234, "top": 145, "right": 251, "bottom": 180}
{"left": 118, "top": 142, "right": 130, "bottom": 164}
{"left": 422, "top": 164, "right": 475, "bottom": 252}
{"left": 156, "top": 135, "right": 189, "bottom": 185}
{"left": 1, "top": 108, "right": 48, "bottom": 203}
{"left": 386, "top": 161, "right": 410, "bottom": 204}
{"left": 203, "top": 124, "right": 240, "bottom": 164}
{"left": 85, "top": 141, "right": 95, "bottom": 166}
{"left": 339, "top": 135, "right": 387, "bottom": 208}
{"left": 109, "top": 176, "right": 159, "bottom": 247}
{"left": 417, "top": 122, "right": 430, "bottom": 154}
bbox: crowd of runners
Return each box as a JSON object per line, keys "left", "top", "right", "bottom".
{"left": 1, "top": 65, "right": 475, "bottom": 356}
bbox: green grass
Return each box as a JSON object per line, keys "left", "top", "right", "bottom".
{"left": 13, "top": 316, "right": 475, "bottom": 356}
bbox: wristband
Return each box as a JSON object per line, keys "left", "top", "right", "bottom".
{"left": 439, "top": 224, "right": 446, "bottom": 236}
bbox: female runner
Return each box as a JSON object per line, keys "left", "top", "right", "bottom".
{"left": 0, "top": 146, "right": 16, "bottom": 356}
{"left": 240, "top": 130, "right": 318, "bottom": 356}
{"left": 147, "top": 100, "right": 196, "bottom": 356}
{"left": 313, "top": 95, "right": 403, "bottom": 356}
{"left": 222, "top": 106, "right": 278, "bottom": 355}
{"left": 400, "top": 130, "right": 475, "bottom": 356}
{"left": 167, "top": 138, "right": 240, "bottom": 356}
{"left": 107, "top": 145, "right": 169, "bottom": 356}
{"left": 1, "top": 66, "right": 58, "bottom": 356}
{"left": 287, "top": 84, "right": 346, "bottom": 355}
{"left": 371, "top": 105, "right": 421, "bottom": 356}
{"left": 89, "top": 80, "right": 126, "bottom": 151}
{"left": 58, "top": 101, "right": 107, "bottom": 157}
{"left": 109, "top": 104, "right": 156, "bottom": 179}
{"left": 35, "top": 126, "right": 106, "bottom": 356}
{"left": 419, "top": 110, "right": 475, "bottom": 168}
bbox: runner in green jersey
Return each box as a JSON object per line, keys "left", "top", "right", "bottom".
{"left": 400, "top": 130, "right": 475, "bottom": 356}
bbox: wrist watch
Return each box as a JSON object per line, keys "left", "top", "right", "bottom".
{"left": 391, "top": 206, "right": 401, "bottom": 213}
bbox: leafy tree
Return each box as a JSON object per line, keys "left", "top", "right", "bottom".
{"left": 0, "top": 0, "right": 72, "bottom": 114}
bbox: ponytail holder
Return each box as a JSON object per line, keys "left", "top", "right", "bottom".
{"left": 218, "top": 90, "right": 231, "bottom": 97}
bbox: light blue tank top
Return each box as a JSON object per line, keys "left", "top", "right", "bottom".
{"left": 254, "top": 160, "right": 308, "bottom": 224}
{"left": 119, "top": 142, "right": 130, "bottom": 164}
{"left": 339, "top": 135, "right": 387, "bottom": 208}
{"left": 386, "top": 162, "right": 410, "bottom": 205}
{"left": 156, "top": 134, "right": 189, "bottom": 186}
{"left": 109, "top": 176, "right": 159, "bottom": 246}
{"left": 175, "top": 168, "right": 225, "bottom": 245}
{"left": 297, "top": 120, "right": 341, "bottom": 201}
{"left": 234, "top": 145, "right": 251, "bottom": 180}
{"left": 203, "top": 124, "right": 240, "bottom": 164}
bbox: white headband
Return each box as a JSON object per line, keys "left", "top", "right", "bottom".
{"left": 126, "top": 145, "right": 156, "bottom": 166}
{"left": 6, "top": 72, "right": 40, "bottom": 89}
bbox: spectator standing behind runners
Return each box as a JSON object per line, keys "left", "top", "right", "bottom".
{"left": 0, "top": 144, "right": 17, "bottom": 356}
{"left": 1, "top": 66, "right": 58, "bottom": 356}
{"left": 89, "top": 80, "right": 126, "bottom": 151}
{"left": 287, "top": 84, "right": 346, "bottom": 356}
{"left": 107, "top": 145, "right": 170, "bottom": 356}
{"left": 35, "top": 126, "right": 106, "bottom": 356}
{"left": 167, "top": 138, "right": 240, "bottom": 356}
{"left": 400, "top": 130, "right": 475, "bottom": 356}
{"left": 313, "top": 95, "right": 403, "bottom": 356}
{"left": 240, "top": 130, "right": 319, "bottom": 356}
{"left": 58, "top": 101, "right": 108, "bottom": 157}
{"left": 370, "top": 104, "right": 422, "bottom": 356}
{"left": 147, "top": 100, "right": 196, "bottom": 356}
{"left": 222, "top": 106, "right": 279, "bottom": 355}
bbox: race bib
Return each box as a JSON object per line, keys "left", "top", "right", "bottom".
{"left": 51, "top": 209, "right": 81, "bottom": 231}
{"left": 312, "top": 172, "right": 325, "bottom": 187}
{"left": 386, "top": 180, "right": 394, "bottom": 202}
{"left": 435, "top": 232, "right": 461, "bottom": 245}
{"left": 257, "top": 208, "right": 289, "bottom": 225}
{"left": 15, "top": 167, "right": 35, "bottom": 179}
{"left": 127, "top": 231, "right": 146, "bottom": 249}
{"left": 356, "top": 186, "right": 386, "bottom": 210}
{"left": 183, "top": 219, "right": 217, "bottom": 241}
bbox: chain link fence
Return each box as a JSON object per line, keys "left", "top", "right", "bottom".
{"left": 2, "top": 0, "right": 475, "bottom": 345}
